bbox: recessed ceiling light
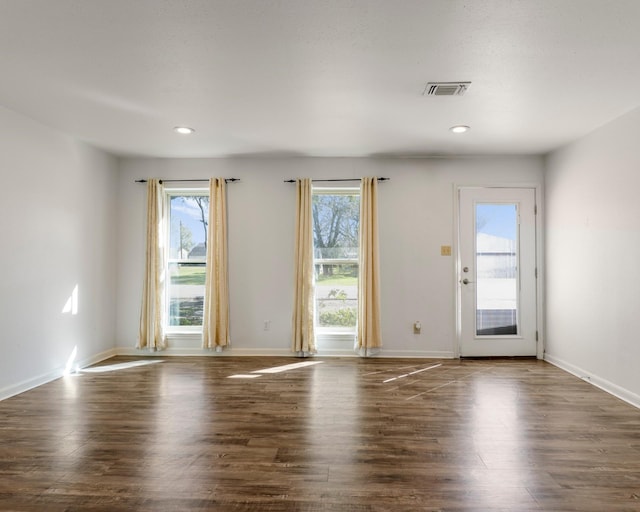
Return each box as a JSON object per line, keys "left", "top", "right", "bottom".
{"left": 450, "top": 125, "right": 470, "bottom": 134}
{"left": 173, "top": 126, "right": 195, "bottom": 135}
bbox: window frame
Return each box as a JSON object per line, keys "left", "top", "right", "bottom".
{"left": 163, "top": 186, "right": 209, "bottom": 335}
{"left": 312, "top": 186, "right": 360, "bottom": 337}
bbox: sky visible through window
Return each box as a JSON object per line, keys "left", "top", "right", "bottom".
{"left": 476, "top": 203, "right": 517, "bottom": 241}
{"left": 170, "top": 196, "right": 209, "bottom": 252}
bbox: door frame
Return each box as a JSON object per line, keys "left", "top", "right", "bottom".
{"left": 453, "top": 183, "right": 544, "bottom": 359}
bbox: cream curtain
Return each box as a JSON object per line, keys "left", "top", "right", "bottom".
{"left": 357, "top": 177, "right": 382, "bottom": 354}
{"left": 203, "top": 178, "right": 230, "bottom": 350}
{"left": 291, "top": 178, "right": 316, "bottom": 355}
{"left": 138, "top": 179, "right": 167, "bottom": 350}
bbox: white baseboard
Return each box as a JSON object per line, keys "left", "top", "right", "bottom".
{"left": 115, "top": 346, "right": 293, "bottom": 357}
{"left": 0, "top": 347, "right": 118, "bottom": 402}
{"left": 374, "top": 350, "right": 455, "bottom": 359}
{"left": 115, "top": 346, "right": 455, "bottom": 359}
{"left": 1, "top": 346, "right": 454, "bottom": 401}
{"left": 0, "top": 368, "right": 62, "bottom": 402}
{"left": 78, "top": 347, "right": 119, "bottom": 367}
{"left": 544, "top": 353, "right": 640, "bottom": 410}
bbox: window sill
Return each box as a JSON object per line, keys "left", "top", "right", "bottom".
{"left": 165, "top": 331, "right": 202, "bottom": 346}
{"left": 316, "top": 331, "right": 356, "bottom": 349}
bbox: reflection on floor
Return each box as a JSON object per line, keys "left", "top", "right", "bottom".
{"left": 1, "top": 356, "right": 639, "bottom": 511}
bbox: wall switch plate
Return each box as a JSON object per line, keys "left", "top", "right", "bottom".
{"left": 413, "top": 321, "right": 421, "bottom": 334}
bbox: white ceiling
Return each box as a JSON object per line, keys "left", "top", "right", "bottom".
{"left": 1, "top": 0, "right": 640, "bottom": 158}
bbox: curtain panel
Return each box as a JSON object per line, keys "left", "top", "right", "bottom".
{"left": 357, "top": 177, "right": 382, "bottom": 354}
{"left": 203, "top": 178, "right": 230, "bottom": 350}
{"left": 138, "top": 179, "right": 167, "bottom": 350}
{"left": 291, "top": 178, "right": 316, "bottom": 355}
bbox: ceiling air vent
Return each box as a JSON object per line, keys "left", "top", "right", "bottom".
{"left": 423, "top": 82, "right": 471, "bottom": 96}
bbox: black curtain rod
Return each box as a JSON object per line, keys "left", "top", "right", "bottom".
{"left": 135, "top": 178, "right": 240, "bottom": 184}
{"left": 283, "top": 177, "right": 389, "bottom": 183}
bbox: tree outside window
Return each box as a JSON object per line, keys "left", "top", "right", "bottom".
{"left": 312, "top": 190, "right": 359, "bottom": 331}
{"left": 167, "top": 193, "right": 209, "bottom": 328}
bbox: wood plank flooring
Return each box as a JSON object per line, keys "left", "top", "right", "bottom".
{"left": 1, "top": 356, "right": 640, "bottom": 511}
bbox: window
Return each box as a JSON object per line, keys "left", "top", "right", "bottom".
{"left": 165, "top": 190, "right": 209, "bottom": 331}
{"left": 475, "top": 203, "right": 518, "bottom": 336}
{"left": 312, "top": 188, "right": 360, "bottom": 333}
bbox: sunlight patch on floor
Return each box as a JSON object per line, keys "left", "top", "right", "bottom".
{"left": 383, "top": 363, "right": 442, "bottom": 383}
{"left": 81, "top": 360, "right": 164, "bottom": 373}
{"left": 227, "top": 360, "right": 324, "bottom": 379}
{"left": 252, "top": 361, "right": 324, "bottom": 374}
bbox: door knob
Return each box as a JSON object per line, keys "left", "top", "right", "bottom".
{"left": 462, "top": 278, "right": 474, "bottom": 285}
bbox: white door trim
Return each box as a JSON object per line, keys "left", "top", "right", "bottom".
{"left": 453, "top": 183, "right": 544, "bottom": 359}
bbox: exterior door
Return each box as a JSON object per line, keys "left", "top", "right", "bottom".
{"left": 458, "top": 187, "right": 538, "bottom": 357}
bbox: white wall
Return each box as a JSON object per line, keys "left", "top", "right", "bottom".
{"left": 545, "top": 106, "right": 640, "bottom": 405}
{"left": 116, "top": 155, "right": 542, "bottom": 357}
{"left": 0, "top": 106, "right": 118, "bottom": 399}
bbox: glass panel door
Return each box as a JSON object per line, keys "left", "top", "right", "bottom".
{"left": 458, "top": 187, "right": 538, "bottom": 357}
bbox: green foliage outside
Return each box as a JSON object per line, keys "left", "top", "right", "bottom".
{"left": 169, "top": 297, "right": 203, "bottom": 326}
{"left": 315, "top": 262, "right": 358, "bottom": 286}
{"left": 170, "top": 265, "right": 206, "bottom": 285}
{"left": 317, "top": 285, "right": 357, "bottom": 327}
{"left": 318, "top": 307, "right": 357, "bottom": 327}
{"left": 316, "top": 274, "right": 357, "bottom": 287}
{"left": 169, "top": 264, "right": 205, "bottom": 325}
{"left": 312, "top": 193, "right": 359, "bottom": 328}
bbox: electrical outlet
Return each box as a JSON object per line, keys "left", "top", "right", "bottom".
{"left": 413, "top": 321, "right": 421, "bottom": 334}
{"left": 263, "top": 320, "right": 271, "bottom": 331}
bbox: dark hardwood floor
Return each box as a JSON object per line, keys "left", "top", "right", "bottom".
{"left": 1, "top": 356, "right": 640, "bottom": 511}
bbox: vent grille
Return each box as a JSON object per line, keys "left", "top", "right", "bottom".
{"left": 423, "top": 82, "right": 471, "bottom": 96}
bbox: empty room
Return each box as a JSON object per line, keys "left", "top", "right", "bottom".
{"left": 1, "top": 1, "right": 640, "bottom": 510}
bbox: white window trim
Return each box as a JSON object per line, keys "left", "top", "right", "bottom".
{"left": 312, "top": 186, "right": 360, "bottom": 341}
{"left": 163, "top": 186, "right": 209, "bottom": 337}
